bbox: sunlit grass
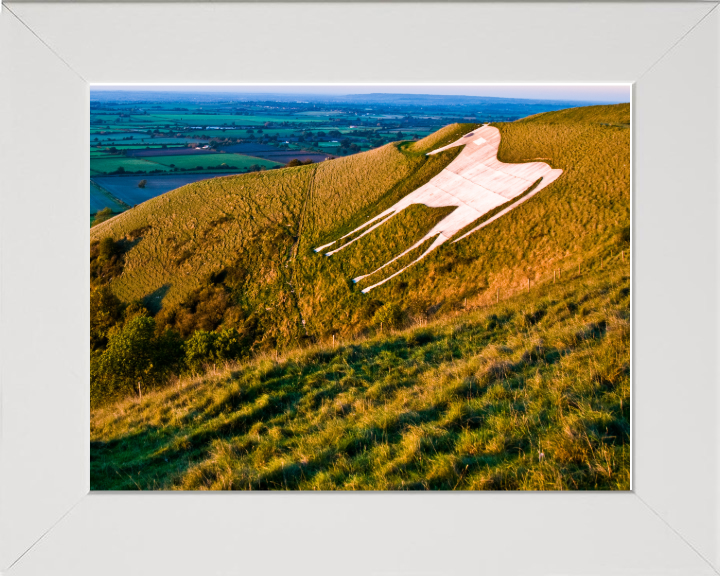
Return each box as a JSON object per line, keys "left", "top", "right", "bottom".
{"left": 90, "top": 106, "right": 630, "bottom": 490}
{"left": 91, "top": 258, "right": 629, "bottom": 490}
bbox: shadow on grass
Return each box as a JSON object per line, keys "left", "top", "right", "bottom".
{"left": 142, "top": 284, "right": 171, "bottom": 314}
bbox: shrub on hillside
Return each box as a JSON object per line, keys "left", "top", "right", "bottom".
{"left": 156, "top": 284, "right": 231, "bottom": 337}
{"left": 617, "top": 225, "right": 630, "bottom": 245}
{"left": 91, "top": 238, "right": 124, "bottom": 286}
{"left": 98, "top": 237, "right": 119, "bottom": 261}
{"left": 92, "top": 207, "right": 114, "bottom": 227}
{"left": 185, "top": 328, "right": 245, "bottom": 372}
{"left": 90, "top": 285, "right": 125, "bottom": 351}
{"left": 92, "top": 316, "right": 183, "bottom": 405}
{"left": 372, "top": 302, "right": 405, "bottom": 329}
{"left": 123, "top": 300, "right": 150, "bottom": 322}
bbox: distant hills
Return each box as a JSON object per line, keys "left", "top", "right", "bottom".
{"left": 91, "top": 90, "right": 617, "bottom": 108}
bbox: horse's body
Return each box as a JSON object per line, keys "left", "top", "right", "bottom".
{"left": 315, "top": 125, "right": 563, "bottom": 293}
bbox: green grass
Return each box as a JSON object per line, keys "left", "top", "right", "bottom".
{"left": 91, "top": 258, "right": 629, "bottom": 490}
{"left": 89, "top": 125, "right": 476, "bottom": 320}
{"left": 89, "top": 153, "right": 282, "bottom": 175}
{"left": 90, "top": 157, "right": 172, "bottom": 175}
{"left": 90, "top": 105, "right": 629, "bottom": 349}
{"left": 90, "top": 106, "right": 630, "bottom": 490}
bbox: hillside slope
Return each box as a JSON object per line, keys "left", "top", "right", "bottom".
{"left": 91, "top": 124, "right": 476, "bottom": 350}
{"left": 91, "top": 104, "right": 631, "bottom": 490}
{"left": 91, "top": 105, "right": 628, "bottom": 355}
{"left": 92, "top": 258, "right": 630, "bottom": 490}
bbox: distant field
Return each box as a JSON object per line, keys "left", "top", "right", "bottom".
{"left": 144, "top": 114, "right": 326, "bottom": 125}
{"left": 91, "top": 128, "right": 139, "bottom": 134}
{"left": 92, "top": 173, "right": 250, "bottom": 207}
{"left": 152, "top": 153, "right": 281, "bottom": 171}
{"left": 92, "top": 117, "right": 158, "bottom": 125}
{"left": 90, "top": 157, "right": 172, "bottom": 175}
{"left": 188, "top": 128, "right": 300, "bottom": 139}
{"left": 125, "top": 148, "right": 217, "bottom": 158}
{"left": 93, "top": 137, "right": 208, "bottom": 146}
{"left": 90, "top": 181, "right": 128, "bottom": 213}
{"left": 91, "top": 132, "right": 149, "bottom": 140}
{"left": 218, "top": 143, "right": 278, "bottom": 154}
{"left": 258, "top": 151, "right": 332, "bottom": 163}
{"left": 95, "top": 145, "right": 189, "bottom": 151}
{"left": 219, "top": 143, "right": 331, "bottom": 163}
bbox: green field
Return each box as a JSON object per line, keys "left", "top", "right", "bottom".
{"left": 152, "top": 153, "right": 282, "bottom": 171}
{"left": 91, "top": 146, "right": 184, "bottom": 156}
{"left": 95, "top": 145, "right": 189, "bottom": 151}
{"left": 92, "top": 138, "right": 207, "bottom": 146}
{"left": 187, "top": 129, "right": 289, "bottom": 139}
{"left": 143, "top": 114, "right": 333, "bottom": 126}
{"left": 92, "top": 116, "right": 159, "bottom": 125}
{"left": 90, "top": 157, "right": 172, "bottom": 175}
{"left": 90, "top": 153, "right": 282, "bottom": 175}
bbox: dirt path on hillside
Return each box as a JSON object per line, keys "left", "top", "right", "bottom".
{"left": 285, "top": 165, "right": 319, "bottom": 337}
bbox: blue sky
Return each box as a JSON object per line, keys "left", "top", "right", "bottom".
{"left": 91, "top": 84, "right": 630, "bottom": 104}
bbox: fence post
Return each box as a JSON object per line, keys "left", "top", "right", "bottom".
{"left": 496, "top": 288, "right": 499, "bottom": 303}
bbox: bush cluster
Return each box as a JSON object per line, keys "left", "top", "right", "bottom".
{"left": 184, "top": 328, "right": 245, "bottom": 373}
{"left": 286, "top": 158, "right": 315, "bottom": 167}
{"left": 90, "top": 237, "right": 257, "bottom": 407}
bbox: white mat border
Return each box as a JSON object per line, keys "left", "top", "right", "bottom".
{"left": 0, "top": 2, "right": 718, "bottom": 574}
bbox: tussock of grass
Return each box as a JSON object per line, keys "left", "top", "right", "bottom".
{"left": 91, "top": 259, "right": 629, "bottom": 490}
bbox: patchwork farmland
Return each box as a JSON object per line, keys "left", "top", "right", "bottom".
{"left": 89, "top": 91, "right": 594, "bottom": 221}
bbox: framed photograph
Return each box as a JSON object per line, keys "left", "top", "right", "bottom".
{"left": 86, "top": 82, "right": 631, "bottom": 493}
{"left": 1, "top": 2, "right": 718, "bottom": 574}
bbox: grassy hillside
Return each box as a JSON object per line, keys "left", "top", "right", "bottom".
{"left": 91, "top": 258, "right": 629, "bottom": 490}
{"left": 91, "top": 106, "right": 628, "bottom": 355}
{"left": 91, "top": 104, "right": 630, "bottom": 490}
{"left": 90, "top": 123, "right": 478, "bottom": 351}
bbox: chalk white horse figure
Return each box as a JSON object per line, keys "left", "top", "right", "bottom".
{"left": 314, "top": 124, "right": 563, "bottom": 293}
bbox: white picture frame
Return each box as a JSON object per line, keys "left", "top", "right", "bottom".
{"left": 0, "top": 2, "right": 718, "bottom": 574}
